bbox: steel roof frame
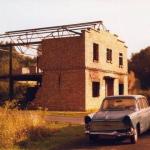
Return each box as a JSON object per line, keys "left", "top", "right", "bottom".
{"left": 0, "top": 20, "right": 105, "bottom": 48}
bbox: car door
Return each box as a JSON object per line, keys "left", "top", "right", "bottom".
{"left": 137, "top": 98, "right": 148, "bottom": 133}
{"left": 142, "top": 97, "right": 150, "bottom": 130}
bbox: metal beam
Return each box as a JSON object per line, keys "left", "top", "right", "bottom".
{"left": 6, "top": 21, "right": 103, "bottom": 34}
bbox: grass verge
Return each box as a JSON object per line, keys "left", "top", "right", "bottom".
{"left": 22, "top": 122, "right": 84, "bottom": 150}
{"left": 46, "top": 111, "right": 90, "bottom": 117}
{"left": 0, "top": 106, "right": 85, "bottom": 150}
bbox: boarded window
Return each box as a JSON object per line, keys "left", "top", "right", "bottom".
{"left": 93, "top": 43, "right": 99, "bottom": 62}
{"left": 119, "top": 53, "right": 123, "bottom": 67}
{"left": 106, "top": 49, "right": 112, "bottom": 63}
{"left": 92, "top": 82, "right": 100, "bottom": 97}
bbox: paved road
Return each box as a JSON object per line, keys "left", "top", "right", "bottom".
{"left": 69, "top": 131, "right": 150, "bottom": 150}
{"left": 45, "top": 115, "right": 84, "bottom": 124}
{"left": 47, "top": 115, "right": 150, "bottom": 150}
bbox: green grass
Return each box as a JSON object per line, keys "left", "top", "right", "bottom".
{"left": 26, "top": 110, "right": 90, "bottom": 118}
{"left": 46, "top": 111, "right": 90, "bottom": 117}
{"left": 17, "top": 122, "right": 85, "bottom": 150}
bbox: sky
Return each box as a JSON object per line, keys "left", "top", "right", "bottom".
{"left": 0, "top": 0, "right": 150, "bottom": 58}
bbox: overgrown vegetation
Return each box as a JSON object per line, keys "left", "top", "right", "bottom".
{"left": 0, "top": 101, "right": 49, "bottom": 149}
{"left": 128, "top": 47, "right": 150, "bottom": 100}
{"left": 0, "top": 47, "right": 36, "bottom": 102}
{"left": 19, "top": 122, "right": 84, "bottom": 150}
{"left": 0, "top": 101, "right": 84, "bottom": 149}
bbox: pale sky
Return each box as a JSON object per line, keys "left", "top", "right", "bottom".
{"left": 0, "top": 0, "right": 150, "bottom": 58}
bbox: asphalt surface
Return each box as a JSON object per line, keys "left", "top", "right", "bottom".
{"left": 48, "top": 115, "right": 150, "bottom": 150}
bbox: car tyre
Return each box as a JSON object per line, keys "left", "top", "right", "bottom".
{"left": 89, "top": 134, "right": 98, "bottom": 142}
{"left": 130, "top": 127, "right": 138, "bottom": 144}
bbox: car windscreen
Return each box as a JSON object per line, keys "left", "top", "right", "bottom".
{"left": 101, "top": 98, "right": 136, "bottom": 111}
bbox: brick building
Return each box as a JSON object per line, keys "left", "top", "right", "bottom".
{"left": 33, "top": 25, "right": 128, "bottom": 111}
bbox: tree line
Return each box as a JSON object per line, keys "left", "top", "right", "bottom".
{"left": 129, "top": 46, "right": 150, "bottom": 90}
{"left": 0, "top": 48, "right": 36, "bottom": 101}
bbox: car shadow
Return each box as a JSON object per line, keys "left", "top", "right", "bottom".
{"left": 67, "top": 137, "right": 129, "bottom": 150}
{"left": 65, "top": 128, "right": 150, "bottom": 150}
{"left": 140, "top": 129, "right": 150, "bottom": 138}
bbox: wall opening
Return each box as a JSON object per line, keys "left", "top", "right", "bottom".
{"left": 119, "top": 83, "right": 124, "bottom": 95}
{"left": 93, "top": 43, "right": 99, "bottom": 62}
{"left": 119, "top": 53, "right": 123, "bottom": 68}
{"left": 105, "top": 78, "right": 114, "bottom": 96}
{"left": 106, "top": 48, "right": 112, "bottom": 63}
{"left": 92, "top": 81, "right": 100, "bottom": 97}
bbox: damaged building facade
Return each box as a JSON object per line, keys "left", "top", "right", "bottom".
{"left": 33, "top": 26, "right": 128, "bottom": 111}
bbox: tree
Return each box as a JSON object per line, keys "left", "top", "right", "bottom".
{"left": 129, "top": 47, "right": 150, "bottom": 89}
{"left": 0, "top": 47, "right": 36, "bottom": 101}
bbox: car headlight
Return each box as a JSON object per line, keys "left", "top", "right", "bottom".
{"left": 84, "top": 116, "right": 92, "bottom": 124}
{"left": 123, "top": 116, "right": 132, "bottom": 126}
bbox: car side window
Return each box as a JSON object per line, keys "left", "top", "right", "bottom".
{"left": 142, "top": 98, "right": 149, "bottom": 108}
{"left": 138, "top": 98, "right": 144, "bottom": 110}
{"left": 137, "top": 99, "right": 141, "bottom": 110}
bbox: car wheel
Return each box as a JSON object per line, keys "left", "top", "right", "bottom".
{"left": 130, "top": 127, "right": 138, "bottom": 144}
{"left": 89, "top": 134, "right": 98, "bottom": 142}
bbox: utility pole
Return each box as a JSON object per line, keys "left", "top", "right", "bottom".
{"left": 9, "top": 45, "right": 13, "bottom": 100}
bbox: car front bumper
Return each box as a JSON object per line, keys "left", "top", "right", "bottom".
{"left": 85, "top": 130, "right": 133, "bottom": 139}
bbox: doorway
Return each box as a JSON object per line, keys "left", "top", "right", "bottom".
{"left": 105, "top": 77, "right": 114, "bottom": 96}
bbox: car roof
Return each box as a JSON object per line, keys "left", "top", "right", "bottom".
{"left": 104, "top": 95, "right": 146, "bottom": 100}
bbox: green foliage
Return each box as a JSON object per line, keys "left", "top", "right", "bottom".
{"left": 0, "top": 48, "right": 36, "bottom": 101}
{"left": 0, "top": 81, "right": 9, "bottom": 101}
{"left": 0, "top": 53, "right": 9, "bottom": 75}
{"left": 129, "top": 47, "right": 150, "bottom": 89}
{"left": 0, "top": 48, "right": 36, "bottom": 75}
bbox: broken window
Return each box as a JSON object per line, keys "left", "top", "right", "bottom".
{"left": 119, "top": 53, "right": 123, "bottom": 68}
{"left": 93, "top": 43, "right": 99, "bottom": 62}
{"left": 106, "top": 49, "right": 112, "bottom": 63}
{"left": 92, "top": 82, "right": 100, "bottom": 97}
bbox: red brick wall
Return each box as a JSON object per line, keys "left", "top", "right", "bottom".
{"left": 39, "top": 36, "right": 85, "bottom": 70}
{"left": 33, "top": 36, "right": 86, "bottom": 111}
